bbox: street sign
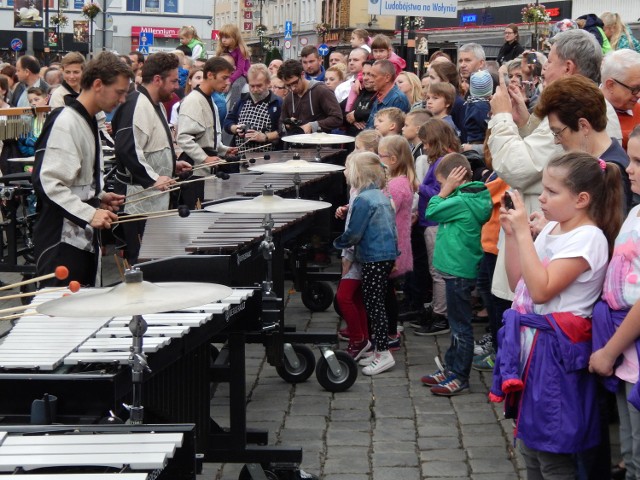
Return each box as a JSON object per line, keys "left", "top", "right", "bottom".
{"left": 300, "top": 37, "right": 308, "bottom": 46}
{"left": 10, "top": 38, "right": 23, "bottom": 52}
{"left": 138, "top": 45, "right": 149, "bottom": 55}
{"left": 139, "top": 32, "right": 154, "bottom": 47}
{"left": 284, "top": 31, "right": 292, "bottom": 40}
{"left": 284, "top": 40, "right": 291, "bottom": 49}
{"left": 285, "top": 20, "right": 292, "bottom": 33}
{"left": 104, "top": 13, "right": 113, "bottom": 30}
{"left": 317, "top": 44, "right": 329, "bottom": 56}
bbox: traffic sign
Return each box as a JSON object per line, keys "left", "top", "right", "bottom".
{"left": 284, "top": 31, "right": 292, "bottom": 40}
{"left": 138, "top": 45, "right": 149, "bottom": 55}
{"left": 285, "top": 20, "right": 292, "bottom": 33}
{"left": 300, "top": 37, "right": 308, "bottom": 46}
{"left": 317, "top": 44, "right": 329, "bottom": 56}
{"left": 10, "top": 38, "right": 23, "bottom": 52}
{"left": 284, "top": 40, "right": 291, "bottom": 49}
{"left": 139, "top": 32, "right": 154, "bottom": 46}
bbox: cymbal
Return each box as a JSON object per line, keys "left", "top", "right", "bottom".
{"left": 37, "top": 281, "right": 233, "bottom": 317}
{"left": 205, "top": 194, "right": 331, "bottom": 214}
{"left": 281, "top": 133, "right": 355, "bottom": 145}
{"left": 248, "top": 159, "right": 344, "bottom": 174}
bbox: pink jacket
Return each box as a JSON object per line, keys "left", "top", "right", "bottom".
{"left": 388, "top": 175, "right": 413, "bottom": 277}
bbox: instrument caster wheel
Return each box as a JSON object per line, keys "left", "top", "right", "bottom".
{"left": 315, "top": 350, "right": 357, "bottom": 392}
{"left": 275, "top": 344, "right": 316, "bottom": 384}
{"left": 238, "top": 464, "right": 280, "bottom": 480}
{"left": 301, "top": 281, "right": 333, "bottom": 312}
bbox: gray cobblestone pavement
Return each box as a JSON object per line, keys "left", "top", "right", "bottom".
{"left": 201, "top": 287, "right": 526, "bottom": 480}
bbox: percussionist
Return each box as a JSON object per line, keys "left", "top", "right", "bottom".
{"left": 112, "top": 52, "right": 191, "bottom": 264}
{"left": 32, "top": 52, "right": 131, "bottom": 287}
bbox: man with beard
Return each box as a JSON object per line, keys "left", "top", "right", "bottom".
{"left": 112, "top": 52, "right": 192, "bottom": 264}
{"left": 224, "top": 63, "right": 282, "bottom": 154}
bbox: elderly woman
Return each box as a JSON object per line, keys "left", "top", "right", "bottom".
{"left": 535, "top": 74, "right": 631, "bottom": 212}
{"left": 497, "top": 24, "right": 524, "bottom": 65}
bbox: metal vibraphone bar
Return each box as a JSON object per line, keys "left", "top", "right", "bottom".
{"left": 0, "top": 424, "right": 197, "bottom": 479}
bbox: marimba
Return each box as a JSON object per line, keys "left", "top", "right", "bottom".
{"left": 0, "top": 287, "right": 263, "bottom": 458}
{"left": 0, "top": 424, "right": 197, "bottom": 479}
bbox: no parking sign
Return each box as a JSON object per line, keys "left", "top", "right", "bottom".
{"left": 10, "top": 38, "right": 23, "bottom": 52}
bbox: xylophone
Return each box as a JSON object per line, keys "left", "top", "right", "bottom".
{"left": 0, "top": 287, "right": 264, "bottom": 458}
{"left": 0, "top": 423, "right": 197, "bottom": 479}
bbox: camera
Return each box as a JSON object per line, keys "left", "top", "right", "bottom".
{"left": 502, "top": 72, "right": 510, "bottom": 87}
{"left": 283, "top": 118, "right": 302, "bottom": 128}
{"left": 503, "top": 191, "right": 515, "bottom": 210}
{"left": 526, "top": 52, "right": 538, "bottom": 65}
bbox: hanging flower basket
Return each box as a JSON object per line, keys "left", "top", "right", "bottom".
{"left": 521, "top": 4, "right": 551, "bottom": 24}
{"left": 256, "top": 24, "right": 268, "bottom": 36}
{"left": 82, "top": 2, "right": 101, "bottom": 20}
{"left": 315, "top": 23, "right": 330, "bottom": 37}
{"left": 403, "top": 16, "right": 425, "bottom": 30}
{"left": 51, "top": 13, "right": 69, "bottom": 28}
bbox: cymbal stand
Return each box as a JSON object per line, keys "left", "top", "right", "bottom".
{"left": 122, "top": 269, "right": 152, "bottom": 424}
{"left": 293, "top": 173, "right": 302, "bottom": 199}
{"left": 258, "top": 187, "right": 279, "bottom": 335}
{"left": 314, "top": 144, "right": 322, "bottom": 162}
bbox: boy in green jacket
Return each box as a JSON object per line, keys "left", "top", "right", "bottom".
{"left": 422, "top": 153, "right": 492, "bottom": 396}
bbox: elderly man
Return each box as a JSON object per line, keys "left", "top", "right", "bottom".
{"left": 300, "top": 45, "right": 325, "bottom": 81}
{"left": 278, "top": 59, "right": 342, "bottom": 135}
{"left": 457, "top": 43, "right": 486, "bottom": 81}
{"left": 601, "top": 48, "right": 640, "bottom": 149}
{"left": 11, "top": 55, "right": 49, "bottom": 107}
{"left": 112, "top": 52, "right": 191, "bottom": 264}
{"left": 268, "top": 59, "right": 283, "bottom": 77}
{"left": 224, "top": 63, "right": 282, "bottom": 154}
{"left": 365, "top": 59, "right": 410, "bottom": 129}
{"left": 335, "top": 47, "right": 368, "bottom": 106}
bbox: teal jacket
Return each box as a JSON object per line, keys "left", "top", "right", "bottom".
{"left": 426, "top": 181, "right": 492, "bottom": 279}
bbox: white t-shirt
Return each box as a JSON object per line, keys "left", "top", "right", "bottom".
{"left": 511, "top": 222, "right": 609, "bottom": 317}
{"left": 334, "top": 78, "right": 353, "bottom": 103}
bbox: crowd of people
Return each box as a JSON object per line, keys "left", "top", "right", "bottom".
{"left": 1, "top": 12, "right": 640, "bottom": 480}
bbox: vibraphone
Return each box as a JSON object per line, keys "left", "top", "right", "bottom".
{"left": 0, "top": 424, "right": 196, "bottom": 479}
{"left": 0, "top": 287, "right": 306, "bottom": 468}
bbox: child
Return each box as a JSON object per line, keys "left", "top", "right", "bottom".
{"left": 350, "top": 28, "right": 371, "bottom": 53}
{"left": 216, "top": 24, "right": 251, "bottom": 92}
{"left": 378, "top": 135, "right": 418, "bottom": 348}
{"left": 402, "top": 108, "right": 432, "bottom": 161}
{"left": 335, "top": 130, "right": 380, "bottom": 358}
{"left": 334, "top": 152, "right": 398, "bottom": 376}
{"left": 464, "top": 70, "right": 492, "bottom": 145}
{"left": 413, "top": 119, "right": 461, "bottom": 336}
{"left": 18, "top": 87, "right": 48, "bottom": 157}
{"left": 590, "top": 126, "right": 640, "bottom": 480}
{"left": 426, "top": 82, "right": 459, "bottom": 137}
{"left": 370, "top": 34, "right": 406, "bottom": 76}
{"left": 179, "top": 25, "right": 207, "bottom": 60}
{"left": 374, "top": 107, "right": 405, "bottom": 137}
{"left": 491, "top": 152, "right": 622, "bottom": 477}
{"left": 421, "top": 153, "right": 492, "bottom": 396}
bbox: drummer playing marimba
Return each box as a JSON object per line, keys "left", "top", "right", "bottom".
{"left": 32, "top": 52, "right": 131, "bottom": 287}
{"left": 176, "top": 56, "right": 238, "bottom": 209}
{"left": 111, "top": 52, "right": 192, "bottom": 264}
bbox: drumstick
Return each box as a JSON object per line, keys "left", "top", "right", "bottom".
{"left": 0, "top": 303, "right": 39, "bottom": 315}
{"left": 0, "top": 312, "right": 43, "bottom": 321}
{"left": 0, "top": 266, "right": 69, "bottom": 292}
{"left": 112, "top": 210, "right": 189, "bottom": 225}
{"left": 121, "top": 174, "right": 220, "bottom": 208}
{"left": 0, "top": 281, "right": 81, "bottom": 302}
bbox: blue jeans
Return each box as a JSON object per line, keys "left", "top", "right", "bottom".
{"left": 443, "top": 276, "right": 475, "bottom": 382}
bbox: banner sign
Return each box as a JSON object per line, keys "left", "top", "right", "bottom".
{"left": 368, "top": 0, "right": 457, "bottom": 18}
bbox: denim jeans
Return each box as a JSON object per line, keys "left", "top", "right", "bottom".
{"left": 443, "top": 276, "right": 475, "bottom": 382}
{"left": 477, "top": 252, "right": 512, "bottom": 348}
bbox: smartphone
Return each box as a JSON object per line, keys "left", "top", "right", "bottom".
{"left": 503, "top": 191, "right": 515, "bottom": 210}
{"left": 526, "top": 52, "right": 538, "bottom": 65}
{"left": 502, "top": 72, "right": 510, "bottom": 87}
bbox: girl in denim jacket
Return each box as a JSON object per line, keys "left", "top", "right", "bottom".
{"left": 334, "top": 152, "right": 399, "bottom": 376}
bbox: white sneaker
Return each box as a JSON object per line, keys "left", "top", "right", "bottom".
{"left": 357, "top": 349, "right": 376, "bottom": 366}
{"left": 362, "top": 351, "right": 395, "bottom": 375}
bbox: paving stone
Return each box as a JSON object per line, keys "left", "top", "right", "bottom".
{"left": 421, "top": 460, "right": 470, "bottom": 477}
{"left": 419, "top": 448, "right": 466, "bottom": 463}
{"left": 372, "top": 450, "right": 420, "bottom": 468}
{"left": 373, "top": 466, "right": 421, "bottom": 480}
{"left": 417, "top": 436, "right": 462, "bottom": 450}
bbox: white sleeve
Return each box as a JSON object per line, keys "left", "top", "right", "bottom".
{"left": 547, "top": 226, "right": 609, "bottom": 280}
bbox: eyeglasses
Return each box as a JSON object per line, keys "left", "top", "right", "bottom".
{"left": 272, "top": 86, "right": 287, "bottom": 90}
{"left": 614, "top": 78, "right": 640, "bottom": 96}
{"left": 551, "top": 125, "right": 569, "bottom": 139}
{"left": 504, "top": 31, "right": 514, "bottom": 35}
{"left": 284, "top": 77, "right": 301, "bottom": 90}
